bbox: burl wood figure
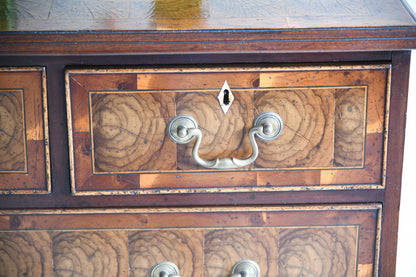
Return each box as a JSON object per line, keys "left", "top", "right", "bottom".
{"left": 1, "top": 0, "right": 414, "bottom": 276}
{"left": 66, "top": 66, "right": 387, "bottom": 194}
{"left": 0, "top": 205, "right": 380, "bottom": 277}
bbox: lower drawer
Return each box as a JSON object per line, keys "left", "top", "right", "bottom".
{"left": 0, "top": 205, "right": 381, "bottom": 277}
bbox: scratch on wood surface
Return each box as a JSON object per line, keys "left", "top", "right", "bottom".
{"left": 83, "top": 0, "right": 95, "bottom": 19}
{"left": 199, "top": 126, "right": 229, "bottom": 145}
{"left": 98, "top": 125, "right": 147, "bottom": 142}
{"left": 53, "top": 268, "right": 89, "bottom": 277}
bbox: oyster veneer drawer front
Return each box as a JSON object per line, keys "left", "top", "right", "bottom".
{"left": 0, "top": 204, "right": 381, "bottom": 277}
{"left": 66, "top": 65, "right": 389, "bottom": 195}
{"left": 0, "top": 67, "right": 50, "bottom": 194}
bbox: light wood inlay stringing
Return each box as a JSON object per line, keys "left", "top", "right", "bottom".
{"left": 67, "top": 65, "right": 389, "bottom": 194}
{"left": 0, "top": 204, "right": 381, "bottom": 277}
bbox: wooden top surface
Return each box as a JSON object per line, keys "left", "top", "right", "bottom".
{"left": 1, "top": 0, "right": 416, "bottom": 54}
{"left": 1, "top": 0, "right": 415, "bottom": 31}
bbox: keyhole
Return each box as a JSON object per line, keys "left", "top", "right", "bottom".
{"left": 223, "top": 89, "right": 230, "bottom": 105}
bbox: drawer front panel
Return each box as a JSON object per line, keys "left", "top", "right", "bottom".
{"left": 0, "top": 67, "right": 50, "bottom": 194}
{"left": 0, "top": 205, "right": 381, "bottom": 277}
{"left": 66, "top": 65, "right": 389, "bottom": 194}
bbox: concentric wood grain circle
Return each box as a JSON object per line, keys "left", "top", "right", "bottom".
{"left": 278, "top": 227, "right": 357, "bottom": 277}
{"left": 0, "top": 90, "right": 26, "bottom": 172}
{"left": 334, "top": 88, "right": 366, "bottom": 167}
{"left": 91, "top": 93, "right": 168, "bottom": 172}
{"left": 176, "top": 91, "right": 252, "bottom": 169}
{"left": 129, "top": 230, "right": 203, "bottom": 277}
{"left": 0, "top": 232, "right": 52, "bottom": 277}
{"left": 52, "top": 231, "right": 128, "bottom": 277}
{"left": 254, "top": 89, "right": 332, "bottom": 168}
{"left": 204, "top": 229, "right": 278, "bottom": 277}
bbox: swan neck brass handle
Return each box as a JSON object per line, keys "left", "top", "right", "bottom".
{"left": 167, "top": 112, "right": 283, "bottom": 169}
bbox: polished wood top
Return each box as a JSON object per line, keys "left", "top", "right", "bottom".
{"left": 1, "top": 0, "right": 416, "bottom": 54}
{"left": 1, "top": 0, "right": 415, "bottom": 31}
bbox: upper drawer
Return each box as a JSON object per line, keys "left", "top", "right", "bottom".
{"left": 0, "top": 67, "right": 50, "bottom": 194}
{"left": 66, "top": 65, "right": 389, "bottom": 195}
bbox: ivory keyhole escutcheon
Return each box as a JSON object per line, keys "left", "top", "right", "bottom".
{"left": 218, "top": 80, "right": 234, "bottom": 114}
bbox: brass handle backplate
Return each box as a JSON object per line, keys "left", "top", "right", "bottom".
{"left": 150, "top": 261, "right": 180, "bottom": 277}
{"left": 230, "top": 260, "right": 260, "bottom": 277}
{"left": 167, "top": 112, "right": 283, "bottom": 169}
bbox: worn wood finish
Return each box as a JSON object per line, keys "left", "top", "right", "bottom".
{"left": 176, "top": 89, "right": 254, "bottom": 170}
{"left": 2, "top": 28, "right": 416, "bottom": 55}
{"left": 204, "top": 228, "right": 279, "bottom": 277}
{"left": 278, "top": 227, "right": 358, "bottom": 276}
{"left": 91, "top": 92, "right": 176, "bottom": 173}
{"left": 129, "top": 230, "right": 204, "bottom": 277}
{"left": 0, "top": 231, "right": 53, "bottom": 276}
{"left": 0, "top": 89, "right": 25, "bottom": 172}
{"left": 334, "top": 88, "right": 367, "bottom": 167}
{"left": 1, "top": 0, "right": 415, "bottom": 54}
{"left": 0, "top": 205, "right": 381, "bottom": 277}
{"left": 67, "top": 66, "right": 388, "bottom": 194}
{"left": 52, "top": 231, "right": 129, "bottom": 277}
{"left": 0, "top": 68, "right": 50, "bottom": 194}
{"left": 0, "top": 1, "right": 413, "bottom": 275}
{"left": 1, "top": 0, "right": 414, "bottom": 31}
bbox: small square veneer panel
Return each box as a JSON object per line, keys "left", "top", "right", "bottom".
{"left": 0, "top": 204, "right": 381, "bottom": 277}
{"left": 66, "top": 65, "right": 389, "bottom": 195}
{"left": 0, "top": 68, "right": 50, "bottom": 194}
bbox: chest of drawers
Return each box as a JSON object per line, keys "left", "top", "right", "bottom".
{"left": 1, "top": 0, "right": 416, "bottom": 276}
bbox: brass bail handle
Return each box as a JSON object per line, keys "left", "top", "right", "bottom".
{"left": 166, "top": 112, "right": 283, "bottom": 169}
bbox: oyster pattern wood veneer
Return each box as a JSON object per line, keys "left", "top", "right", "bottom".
{"left": 0, "top": 90, "right": 26, "bottom": 172}
{"left": 0, "top": 68, "right": 50, "bottom": 193}
{"left": 0, "top": 205, "right": 379, "bottom": 277}
{"left": 67, "top": 66, "right": 387, "bottom": 193}
{"left": 90, "top": 92, "right": 175, "bottom": 173}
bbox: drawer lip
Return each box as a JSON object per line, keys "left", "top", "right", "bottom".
{"left": 2, "top": 26, "right": 416, "bottom": 55}
{"left": 0, "top": 203, "right": 382, "bottom": 215}
{"left": 65, "top": 64, "right": 391, "bottom": 74}
{"left": 66, "top": 64, "right": 391, "bottom": 195}
{"left": 71, "top": 184, "right": 385, "bottom": 196}
{"left": 0, "top": 67, "right": 51, "bottom": 195}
